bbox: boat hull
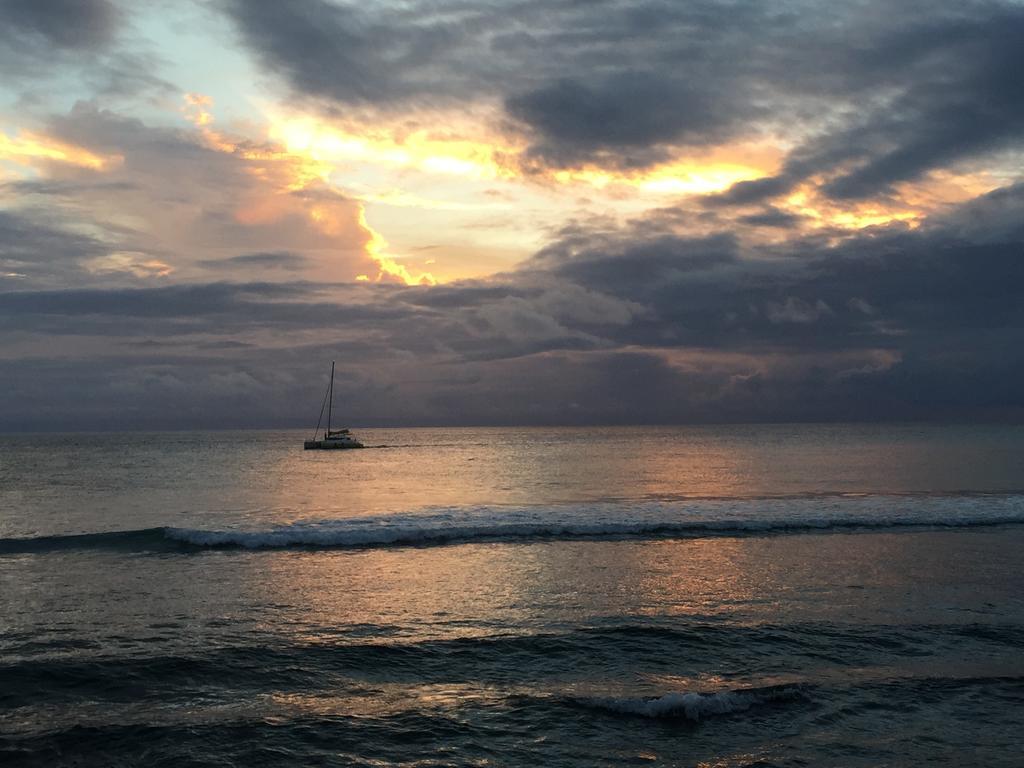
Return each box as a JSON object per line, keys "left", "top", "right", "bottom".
{"left": 303, "top": 439, "right": 364, "bottom": 450}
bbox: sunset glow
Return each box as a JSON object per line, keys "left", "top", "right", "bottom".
{"left": 0, "top": 0, "right": 1021, "bottom": 428}
{"left": 4, "top": 7, "right": 1023, "bottom": 763}
{"left": 268, "top": 113, "right": 516, "bottom": 182}
{"left": 0, "top": 130, "right": 116, "bottom": 171}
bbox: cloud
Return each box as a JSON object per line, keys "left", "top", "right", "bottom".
{"left": 0, "top": 209, "right": 108, "bottom": 288}
{"left": 816, "top": 8, "right": 1024, "bottom": 199}
{"left": 221, "top": 0, "right": 1024, "bottom": 196}
{"left": 3, "top": 102, "right": 381, "bottom": 287}
{"left": 197, "top": 251, "right": 310, "bottom": 272}
{"left": 0, "top": 0, "right": 174, "bottom": 100}
{"left": 0, "top": 0, "right": 118, "bottom": 52}
{"left": 707, "top": 4, "right": 1024, "bottom": 203}
{"left": 704, "top": 176, "right": 796, "bottom": 207}
{"left": 3, "top": 180, "right": 1023, "bottom": 428}
{"left": 737, "top": 207, "right": 803, "bottom": 228}
{"left": 2, "top": 1, "right": 1024, "bottom": 428}
{"left": 222, "top": 0, "right": 463, "bottom": 106}
{"left": 506, "top": 73, "right": 742, "bottom": 169}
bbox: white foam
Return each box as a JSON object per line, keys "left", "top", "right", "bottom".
{"left": 162, "top": 494, "right": 1024, "bottom": 549}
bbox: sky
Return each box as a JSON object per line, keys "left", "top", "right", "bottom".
{"left": 1, "top": 0, "right": 1023, "bottom": 430}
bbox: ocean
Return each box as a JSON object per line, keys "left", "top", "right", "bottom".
{"left": 2, "top": 424, "right": 1023, "bottom": 766}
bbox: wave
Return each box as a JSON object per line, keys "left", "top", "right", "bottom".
{"left": 576, "top": 684, "right": 807, "bottom": 720}
{"left": 0, "top": 528, "right": 172, "bottom": 555}
{"left": 0, "top": 623, "right": 961, "bottom": 697}
{"left": 3, "top": 494, "right": 1024, "bottom": 554}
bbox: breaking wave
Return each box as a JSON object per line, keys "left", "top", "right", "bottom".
{"left": 2, "top": 493, "right": 1023, "bottom": 554}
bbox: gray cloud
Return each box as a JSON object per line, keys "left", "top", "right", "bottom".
{"left": 710, "top": 4, "right": 1024, "bottom": 202}
{"left": 0, "top": 209, "right": 107, "bottom": 288}
{"left": 506, "top": 73, "right": 740, "bottom": 169}
{"left": 817, "top": 9, "right": 1024, "bottom": 199}
{"left": 534, "top": 185, "right": 1024, "bottom": 354}
{"left": 3, "top": 182, "right": 1023, "bottom": 428}
{"left": 222, "top": 0, "right": 1024, "bottom": 193}
{"left": 1, "top": 102, "right": 379, "bottom": 288}
{"left": 704, "top": 176, "right": 797, "bottom": 208}
{"left": 197, "top": 251, "right": 310, "bottom": 271}
{"left": 0, "top": 0, "right": 118, "bottom": 52}
{"left": 0, "top": 0, "right": 174, "bottom": 100}
{"left": 222, "top": 0, "right": 466, "bottom": 106}
{"left": 3, "top": 2, "right": 1024, "bottom": 428}
{"left": 737, "top": 208, "right": 803, "bottom": 229}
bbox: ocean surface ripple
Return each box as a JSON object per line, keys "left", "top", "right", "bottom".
{"left": 3, "top": 426, "right": 1024, "bottom": 766}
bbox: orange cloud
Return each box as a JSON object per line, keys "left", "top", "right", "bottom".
{"left": 776, "top": 167, "right": 1002, "bottom": 233}
{"left": 267, "top": 111, "right": 516, "bottom": 183}
{"left": 783, "top": 184, "right": 923, "bottom": 230}
{"left": 265, "top": 108, "right": 782, "bottom": 198}
{"left": 187, "top": 98, "right": 1002, "bottom": 281}
{"left": 85, "top": 252, "right": 174, "bottom": 278}
{"left": 357, "top": 206, "right": 436, "bottom": 286}
{"left": 180, "top": 94, "right": 437, "bottom": 285}
{"left": 182, "top": 93, "right": 215, "bottom": 127}
{"left": 0, "top": 129, "right": 118, "bottom": 171}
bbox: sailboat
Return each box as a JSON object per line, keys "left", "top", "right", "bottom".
{"left": 303, "top": 361, "right": 365, "bottom": 449}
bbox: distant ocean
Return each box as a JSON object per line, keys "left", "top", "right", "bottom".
{"left": 2, "top": 425, "right": 1024, "bottom": 766}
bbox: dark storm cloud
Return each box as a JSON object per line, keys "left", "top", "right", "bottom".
{"left": 528, "top": 185, "right": 1024, "bottom": 354}
{"left": 494, "top": 185, "right": 1024, "bottom": 422}
{"left": 709, "top": 4, "right": 1024, "bottom": 202}
{"left": 506, "top": 73, "right": 738, "bottom": 168}
{"left": 222, "top": 0, "right": 1024, "bottom": 191}
{"left": 816, "top": 8, "right": 1024, "bottom": 199}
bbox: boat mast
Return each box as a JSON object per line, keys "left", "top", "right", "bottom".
{"left": 327, "top": 360, "right": 335, "bottom": 437}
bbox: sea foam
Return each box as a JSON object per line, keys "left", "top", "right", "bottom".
{"left": 3, "top": 494, "right": 1023, "bottom": 554}
{"left": 163, "top": 493, "right": 1024, "bottom": 549}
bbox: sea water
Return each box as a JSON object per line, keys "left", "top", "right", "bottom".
{"left": 1, "top": 424, "right": 1023, "bottom": 766}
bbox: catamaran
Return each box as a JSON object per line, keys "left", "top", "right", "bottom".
{"left": 304, "top": 361, "right": 364, "bottom": 449}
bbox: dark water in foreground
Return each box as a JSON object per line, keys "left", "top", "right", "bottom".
{"left": 2, "top": 424, "right": 1023, "bottom": 766}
